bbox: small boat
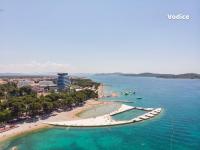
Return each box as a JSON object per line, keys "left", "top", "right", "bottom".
{"left": 136, "top": 97, "right": 142, "bottom": 99}
{"left": 121, "top": 90, "right": 135, "bottom": 96}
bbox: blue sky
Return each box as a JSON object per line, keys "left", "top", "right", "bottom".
{"left": 0, "top": 0, "right": 199, "bottom": 73}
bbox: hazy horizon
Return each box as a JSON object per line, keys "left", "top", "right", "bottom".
{"left": 1, "top": 0, "right": 200, "bottom": 74}
{"left": 0, "top": 72, "right": 199, "bottom": 76}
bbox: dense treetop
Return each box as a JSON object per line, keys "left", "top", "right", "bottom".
{"left": 0, "top": 78, "right": 99, "bottom": 123}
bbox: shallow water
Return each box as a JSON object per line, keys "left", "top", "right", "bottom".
{"left": 2, "top": 75, "right": 200, "bottom": 150}
{"left": 78, "top": 103, "right": 121, "bottom": 118}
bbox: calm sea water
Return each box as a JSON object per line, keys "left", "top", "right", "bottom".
{"left": 1, "top": 75, "right": 200, "bottom": 150}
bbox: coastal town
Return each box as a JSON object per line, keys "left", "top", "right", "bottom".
{"left": 0, "top": 72, "right": 162, "bottom": 144}
{"left": 1, "top": 0, "right": 199, "bottom": 149}
{"left": 0, "top": 73, "right": 99, "bottom": 95}
{"left": 0, "top": 73, "right": 103, "bottom": 142}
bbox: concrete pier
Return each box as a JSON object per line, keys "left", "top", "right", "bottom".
{"left": 44, "top": 105, "right": 162, "bottom": 127}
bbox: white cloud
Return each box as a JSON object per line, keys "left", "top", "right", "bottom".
{"left": 0, "top": 61, "right": 76, "bottom": 73}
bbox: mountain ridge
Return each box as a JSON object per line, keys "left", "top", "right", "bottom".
{"left": 96, "top": 73, "right": 200, "bottom": 79}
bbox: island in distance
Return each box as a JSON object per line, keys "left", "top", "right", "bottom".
{"left": 96, "top": 73, "right": 200, "bottom": 79}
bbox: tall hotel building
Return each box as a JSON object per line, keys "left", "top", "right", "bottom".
{"left": 57, "top": 73, "right": 70, "bottom": 91}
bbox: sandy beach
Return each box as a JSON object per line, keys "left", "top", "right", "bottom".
{"left": 0, "top": 99, "right": 112, "bottom": 142}
{"left": 0, "top": 85, "right": 109, "bottom": 142}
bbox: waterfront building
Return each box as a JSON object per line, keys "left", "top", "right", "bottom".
{"left": 38, "top": 81, "right": 56, "bottom": 87}
{"left": 38, "top": 80, "right": 57, "bottom": 92}
{"left": 57, "top": 73, "right": 70, "bottom": 91}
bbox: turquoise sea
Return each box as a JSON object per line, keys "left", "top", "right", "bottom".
{"left": 1, "top": 75, "right": 200, "bottom": 150}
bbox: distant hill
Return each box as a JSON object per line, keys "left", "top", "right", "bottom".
{"left": 1, "top": 72, "right": 200, "bottom": 79}
{"left": 96, "top": 73, "right": 200, "bottom": 79}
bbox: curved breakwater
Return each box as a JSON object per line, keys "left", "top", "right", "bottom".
{"left": 44, "top": 104, "right": 162, "bottom": 127}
